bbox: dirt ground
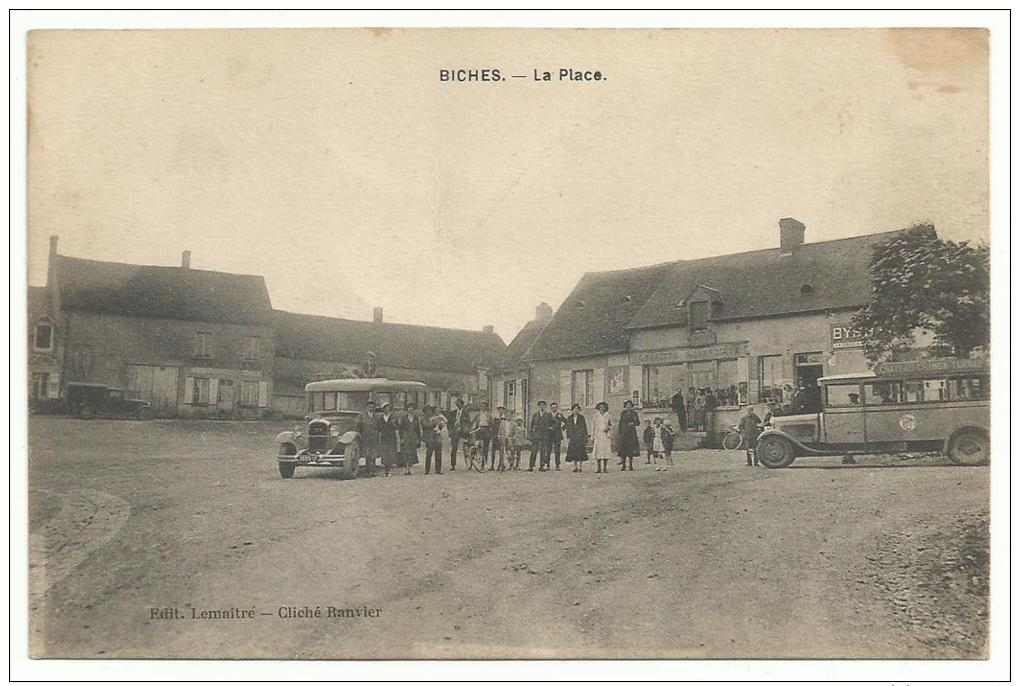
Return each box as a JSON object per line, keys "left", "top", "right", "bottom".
{"left": 27, "top": 417, "right": 989, "bottom": 659}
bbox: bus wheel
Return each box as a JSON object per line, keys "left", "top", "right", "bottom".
{"left": 947, "top": 429, "right": 989, "bottom": 466}
{"left": 756, "top": 435, "right": 795, "bottom": 469}
{"left": 342, "top": 441, "right": 361, "bottom": 479}
{"left": 278, "top": 462, "right": 296, "bottom": 478}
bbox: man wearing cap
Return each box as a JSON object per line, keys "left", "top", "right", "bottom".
{"left": 529, "top": 400, "right": 556, "bottom": 472}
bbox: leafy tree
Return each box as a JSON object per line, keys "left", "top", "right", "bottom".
{"left": 851, "top": 224, "right": 990, "bottom": 362}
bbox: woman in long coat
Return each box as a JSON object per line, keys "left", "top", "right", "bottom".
{"left": 376, "top": 402, "right": 401, "bottom": 477}
{"left": 564, "top": 402, "right": 589, "bottom": 472}
{"left": 617, "top": 399, "right": 641, "bottom": 470}
{"left": 591, "top": 401, "right": 613, "bottom": 474}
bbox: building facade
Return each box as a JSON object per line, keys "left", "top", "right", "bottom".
{"left": 486, "top": 302, "right": 553, "bottom": 421}
{"left": 272, "top": 308, "right": 506, "bottom": 418}
{"left": 35, "top": 238, "right": 276, "bottom": 418}
{"left": 521, "top": 219, "right": 916, "bottom": 440}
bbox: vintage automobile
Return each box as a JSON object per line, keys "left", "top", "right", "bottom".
{"left": 64, "top": 382, "right": 154, "bottom": 420}
{"left": 756, "top": 358, "right": 990, "bottom": 469}
{"left": 275, "top": 378, "right": 428, "bottom": 479}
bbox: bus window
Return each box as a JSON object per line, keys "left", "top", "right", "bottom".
{"left": 825, "top": 383, "right": 862, "bottom": 407}
{"left": 901, "top": 380, "right": 926, "bottom": 403}
{"left": 320, "top": 392, "right": 337, "bottom": 411}
{"left": 337, "top": 391, "right": 369, "bottom": 410}
{"left": 864, "top": 381, "right": 901, "bottom": 405}
{"left": 947, "top": 376, "right": 990, "bottom": 401}
{"left": 374, "top": 392, "right": 392, "bottom": 408}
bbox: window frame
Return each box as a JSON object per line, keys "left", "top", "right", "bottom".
{"left": 192, "top": 377, "right": 211, "bottom": 406}
{"left": 571, "top": 369, "right": 594, "bottom": 408}
{"left": 242, "top": 336, "right": 261, "bottom": 360}
{"left": 193, "top": 331, "right": 213, "bottom": 359}
{"left": 689, "top": 301, "right": 709, "bottom": 332}
{"left": 33, "top": 321, "right": 54, "bottom": 352}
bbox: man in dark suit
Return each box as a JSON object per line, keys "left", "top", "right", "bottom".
{"left": 447, "top": 398, "right": 470, "bottom": 470}
{"left": 529, "top": 400, "right": 556, "bottom": 472}
{"left": 548, "top": 402, "right": 567, "bottom": 471}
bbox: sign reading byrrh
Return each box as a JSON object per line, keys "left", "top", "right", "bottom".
{"left": 830, "top": 323, "right": 864, "bottom": 350}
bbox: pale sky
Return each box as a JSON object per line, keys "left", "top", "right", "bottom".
{"left": 27, "top": 28, "right": 988, "bottom": 342}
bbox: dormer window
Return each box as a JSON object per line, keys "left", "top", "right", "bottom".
{"left": 690, "top": 301, "right": 709, "bottom": 332}
{"left": 576, "top": 300, "right": 586, "bottom": 309}
{"left": 800, "top": 284, "right": 815, "bottom": 296}
{"left": 33, "top": 320, "right": 54, "bottom": 351}
{"left": 621, "top": 295, "right": 632, "bottom": 303}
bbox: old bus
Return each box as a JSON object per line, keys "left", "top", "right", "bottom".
{"left": 274, "top": 378, "right": 427, "bottom": 479}
{"left": 756, "top": 358, "right": 990, "bottom": 469}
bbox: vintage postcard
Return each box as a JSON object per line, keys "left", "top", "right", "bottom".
{"left": 16, "top": 15, "right": 1006, "bottom": 676}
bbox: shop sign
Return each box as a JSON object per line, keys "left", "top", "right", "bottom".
{"left": 630, "top": 342, "right": 749, "bottom": 366}
{"left": 831, "top": 323, "right": 864, "bottom": 350}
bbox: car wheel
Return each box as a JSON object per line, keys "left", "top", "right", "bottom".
{"left": 278, "top": 461, "right": 296, "bottom": 478}
{"left": 79, "top": 404, "right": 95, "bottom": 420}
{"left": 342, "top": 441, "right": 361, "bottom": 479}
{"left": 947, "top": 428, "right": 989, "bottom": 466}
{"left": 756, "top": 435, "right": 795, "bottom": 469}
{"left": 137, "top": 407, "right": 153, "bottom": 421}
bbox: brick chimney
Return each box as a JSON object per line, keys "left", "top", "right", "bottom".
{"left": 373, "top": 306, "right": 383, "bottom": 323}
{"left": 535, "top": 302, "right": 553, "bottom": 322}
{"left": 47, "top": 235, "right": 61, "bottom": 315}
{"left": 181, "top": 250, "right": 192, "bottom": 269}
{"left": 779, "top": 217, "right": 805, "bottom": 256}
{"left": 482, "top": 325, "right": 494, "bottom": 334}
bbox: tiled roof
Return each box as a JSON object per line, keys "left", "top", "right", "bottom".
{"left": 524, "top": 261, "right": 680, "bottom": 361}
{"left": 626, "top": 229, "right": 908, "bottom": 330}
{"left": 496, "top": 318, "right": 549, "bottom": 371}
{"left": 56, "top": 256, "right": 273, "bottom": 326}
{"left": 272, "top": 310, "right": 506, "bottom": 374}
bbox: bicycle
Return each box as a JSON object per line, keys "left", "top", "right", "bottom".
{"left": 721, "top": 425, "right": 744, "bottom": 451}
{"left": 464, "top": 428, "right": 487, "bottom": 473}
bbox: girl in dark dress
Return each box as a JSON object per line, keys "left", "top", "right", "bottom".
{"left": 564, "top": 403, "right": 589, "bottom": 472}
{"left": 617, "top": 400, "right": 641, "bottom": 471}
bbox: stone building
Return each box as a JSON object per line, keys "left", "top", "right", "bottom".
{"left": 486, "top": 302, "right": 553, "bottom": 421}
{"left": 36, "top": 237, "right": 276, "bottom": 418}
{"left": 272, "top": 308, "right": 506, "bottom": 418}
{"left": 523, "top": 219, "right": 914, "bottom": 439}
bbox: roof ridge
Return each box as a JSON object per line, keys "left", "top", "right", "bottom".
{"left": 273, "top": 309, "right": 502, "bottom": 338}
{"left": 58, "top": 254, "right": 266, "bottom": 280}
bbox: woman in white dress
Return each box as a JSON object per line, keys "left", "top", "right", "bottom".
{"left": 591, "top": 401, "right": 613, "bottom": 474}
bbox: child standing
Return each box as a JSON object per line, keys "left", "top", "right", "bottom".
{"left": 738, "top": 405, "right": 763, "bottom": 466}
{"left": 642, "top": 419, "right": 655, "bottom": 464}
{"left": 662, "top": 419, "right": 676, "bottom": 468}
{"left": 652, "top": 417, "right": 666, "bottom": 470}
{"left": 510, "top": 416, "right": 529, "bottom": 470}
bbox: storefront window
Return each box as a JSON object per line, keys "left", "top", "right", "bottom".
{"left": 642, "top": 359, "right": 749, "bottom": 408}
{"left": 642, "top": 364, "right": 687, "bottom": 408}
{"left": 758, "top": 354, "right": 784, "bottom": 402}
{"left": 717, "top": 359, "right": 738, "bottom": 406}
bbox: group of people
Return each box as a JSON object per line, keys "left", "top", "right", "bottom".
{"left": 351, "top": 396, "right": 691, "bottom": 477}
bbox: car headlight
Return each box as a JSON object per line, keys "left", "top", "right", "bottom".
{"left": 330, "top": 426, "right": 340, "bottom": 437}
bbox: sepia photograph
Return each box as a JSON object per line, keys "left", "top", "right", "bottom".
{"left": 11, "top": 10, "right": 1010, "bottom": 680}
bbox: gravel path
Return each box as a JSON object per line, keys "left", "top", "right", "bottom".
{"left": 28, "top": 417, "right": 989, "bottom": 658}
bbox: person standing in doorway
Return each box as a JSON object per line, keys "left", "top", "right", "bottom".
{"left": 549, "top": 402, "right": 567, "bottom": 471}
{"left": 617, "top": 399, "right": 641, "bottom": 471}
{"left": 564, "top": 403, "right": 589, "bottom": 473}
{"left": 671, "top": 388, "right": 688, "bottom": 433}
{"left": 592, "top": 401, "right": 612, "bottom": 473}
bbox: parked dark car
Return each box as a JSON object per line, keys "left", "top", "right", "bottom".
{"left": 64, "top": 382, "right": 153, "bottom": 420}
